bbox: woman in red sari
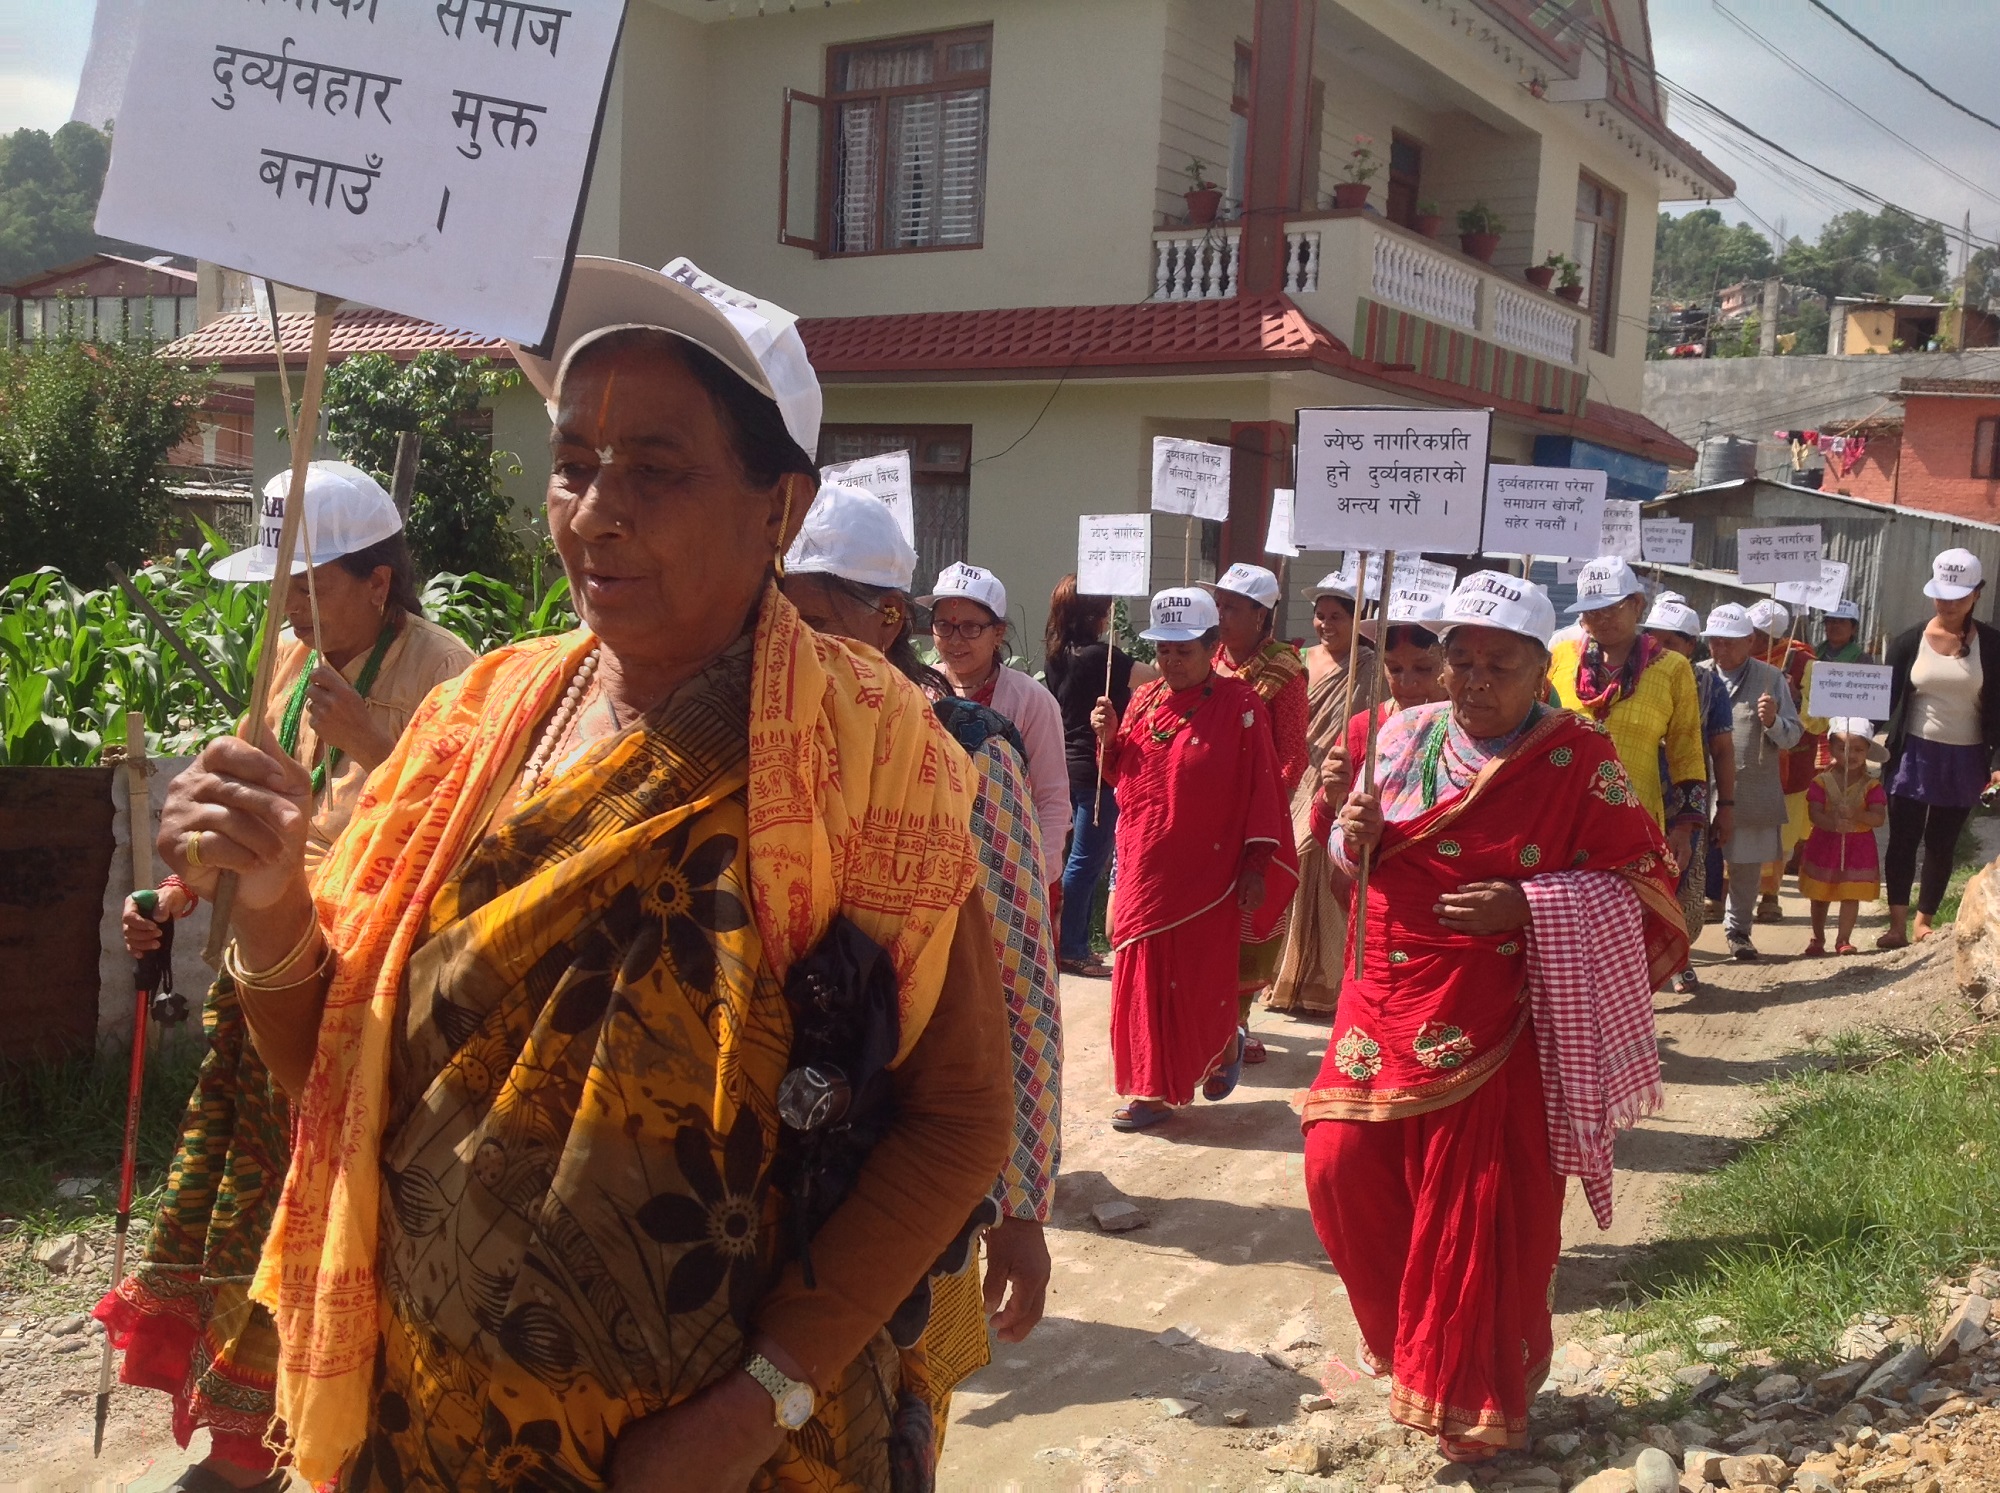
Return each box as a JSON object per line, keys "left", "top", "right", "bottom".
{"left": 1304, "top": 571, "right": 1685, "bottom": 1462}
{"left": 1092, "top": 588, "right": 1297, "bottom": 1132}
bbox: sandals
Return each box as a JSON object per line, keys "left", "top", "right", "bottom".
{"left": 1241, "top": 1033, "right": 1268, "bottom": 1064}
{"left": 1111, "top": 1100, "right": 1172, "bottom": 1132}
{"left": 1803, "top": 937, "right": 1826, "bottom": 958}
{"left": 1201, "top": 1029, "right": 1246, "bottom": 1102}
{"left": 1836, "top": 942, "right": 1860, "bottom": 956}
{"left": 1059, "top": 954, "right": 1110, "bottom": 978}
{"left": 1875, "top": 931, "right": 1910, "bottom": 951}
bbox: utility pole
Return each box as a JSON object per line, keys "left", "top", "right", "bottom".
{"left": 1760, "top": 276, "right": 1780, "bottom": 356}
{"left": 1957, "top": 209, "right": 1973, "bottom": 349}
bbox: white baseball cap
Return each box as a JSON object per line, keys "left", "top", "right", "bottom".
{"left": 1360, "top": 594, "right": 1447, "bottom": 642}
{"left": 1438, "top": 571, "right": 1557, "bottom": 647}
{"left": 1310, "top": 571, "right": 1357, "bottom": 603}
{"left": 1746, "top": 598, "right": 1790, "bottom": 636}
{"left": 1925, "top": 547, "right": 1984, "bottom": 600}
{"left": 1643, "top": 596, "right": 1702, "bottom": 637}
{"left": 919, "top": 562, "right": 1007, "bottom": 619}
{"left": 1825, "top": 717, "right": 1890, "bottom": 762}
{"left": 1826, "top": 600, "right": 1862, "bottom": 622}
{"left": 1209, "top": 562, "right": 1281, "bottom": 610}
{"left": 1567, "top": 556, "right": 1646, "bottom": 614}
{"left": 1702, "top": 603, "right": 1756, "bottom": 639}
{"left": 210, "top": 460, "right": 402, "bottom": 583}
{"left": 512, "top": 256, "right": 823, "bottom": 459}
{"left": 1141, "top": 586, "right": 1220, "bottom": 642}
{"left": 782, "top": 483, "right": 916, "bottom": 591}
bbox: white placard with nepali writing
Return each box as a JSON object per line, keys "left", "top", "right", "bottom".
{"left": 1776, "top": 559, "right": 1851, "bottom": 611}
{"left": 1335, "top": 551, "right": 1386, "bottom": 601}
{"left": 1076, "top": 515, "right": 1152, "bottom": 598}
{"left": 1599, "top": 500, "right": 1643, "bottom": 561}
{"left": 1293, "top": 407, "right": 1490, "bottom": 554}
{"left": 1386, "top": 558, "right": 1457, "bottom": 614}
{"left": 1736, "top": 525, "right": 1825, "bottom": 584}
{"left": 1640, "top": 518, "right": 1694, "bottom": 566}
{"left": 1807, "top": 662, "right": 1894, "bottom": 721}
{"left": 1150, "top": 437, "right": 1232, "bottom": 521}
{"left": 96, "top": 0, "right": 627, "bottom": 351}
{"left": 1264, "top": 488, "right": 1299, "bottom": 558}
{"left": 1481, "top": 466, "right": 1605, "bottom": 560}
{"left": 820, "top": 450, "right": 915, "bottom": 545}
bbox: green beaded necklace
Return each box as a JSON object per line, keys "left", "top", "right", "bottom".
{"left": 279, "top": 618, "right": 398, "bottom": 795}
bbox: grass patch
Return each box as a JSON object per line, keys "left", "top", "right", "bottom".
{"left": 1616, "top": 1030, "right": 2000, "bottom": 1365}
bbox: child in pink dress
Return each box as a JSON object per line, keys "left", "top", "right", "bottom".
{"left": 1800, "top": 718, "right": 1889, "bottom": 955}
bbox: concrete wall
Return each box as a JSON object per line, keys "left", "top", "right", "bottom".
{"left": 98, "top": 757, "right": 214, "bottom": 1052}
{"left": 1899, "top": 394, "right": 2000, "bottom": 521}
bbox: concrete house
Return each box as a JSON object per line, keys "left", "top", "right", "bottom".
{"left": 166, "top": 0, "right": 1724, "bottom": 641}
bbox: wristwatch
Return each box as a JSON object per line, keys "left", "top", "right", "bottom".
{"left": 743, "top": 1351, "right": 816, "bottom": 1430}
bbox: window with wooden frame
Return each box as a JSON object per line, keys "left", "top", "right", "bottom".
{"left": 818, "top": 424, "right": 974, "bottom": 586}
{"left": 1386, "top": 131, "right": 1423, "bottom": 228}
{"left": 1974, "top": 416, "right": 2000, "bottom": 479}
{"left": 1574, "top": 172, "right": 1623, "bottom": 354}
{"left": 783, "top": 27, "right": 993, "bottom": 257}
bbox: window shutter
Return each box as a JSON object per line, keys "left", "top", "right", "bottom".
{"left": 937, "top": 89, "right": 987, "bottom": 245}
{"left": 889, "top": 95, "right": 939, "bottom": 248}
{"left": 1975, "top": 417, "right": 1998, "bottom": 479}
{"left": 833, "top": 98, "right": 882, "bottom": 253}
{"left": 780, "top": 88, "right": 827, "bottom": 251}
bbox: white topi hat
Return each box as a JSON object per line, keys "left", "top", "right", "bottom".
{"left": 1359, "top": 593, "right": 1448, "bottom": 643}
{"left": 919, "top": 562, "right": 1008, "bottom": 619}
{"left": 1643, "top": 596, "right": 1703, "bottom": 637}
{"left": 1437, "top": 571, "right": 1557, "bottom": 646}
{"left": 1208, "top": 562, "right": 1281, "bottom": 610}
{"left": 1826, "top": 599, "right": 1863, "bottom": 622}
{"left": 1567, "top": 556, "right": 1647, "bottom": 614}
{"left": 511, "top": 256, "right": 823, "bottom": 459}
{"left": 209, "top": 460, "right": 402, "bottom": 583}
{"left": 1141, "top": 586, "right": 1220, "bottom": 642}
{"left": 1702, "top": 603, "right": 1757, "bottom": 639}
{"left": 1825, "top": 716, "right": 1890, "bottom": 763}
{"left": 1925, "top": 547, "right": 1984, "bottom": 601}
{"left": 781, "top": 483, "right": 916, "bottom": 591}
{"left": 1746, "top": 598, "right": 1791, "bottom": 636}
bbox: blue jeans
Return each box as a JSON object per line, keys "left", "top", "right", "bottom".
{"left": 1059, "top": 788, "right": 1117, "bottom": 961}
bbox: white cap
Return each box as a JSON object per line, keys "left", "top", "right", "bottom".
{"left": 1702, "top": 603, "right": 1756, "bottom": 639}
{"left": 1746, "top": 598, "right": 1790, "bottom": 636}
{"left": 1643, "top": 596, "right": 1702, "bottom": 637}
{"left": 1826, "top": 600, "right": 1862, "bottom": 622}
{"left": 1567, "top": 556, "right": 1647, "bottom": 614}
{"left": 1825, "top": 716, "right": 1890, "bottom": 762}
{"left": 1141, "top": 586, "right": 1220, "bottom": 642}
{"left": 1438, "top": 571, "right": 1557, "bottom": 647}
{"left": 782, "top": 483, "right": 916, "bottom": 591}
{"left": 919, "top": 561, "right": 1007, "bottom": 619}
{"left": 210, "top": 460, "right": 401, "bottom": 583}
{"left": 1925, "top": 547, "right": 1984, "bottom": 600}
{"left": 512, "top": 256, "right": 823, "bottom": 459}
{"left": 1209, "top": 562, "right": 1281, "bottom": 609}
{"left": 1360, "top": 594, "right": 1447, "bottom": 642}
{"left": 1310, "top": 571, "right": 1356, "bottom": 602}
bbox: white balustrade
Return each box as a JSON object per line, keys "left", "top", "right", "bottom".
{"left": 1369, "top": 231, "right": 1479, "bottom": 330}
{"left": 1490, "top": 282, "right": 1583, "bottom": 365}
{"left": 1283, "top": 230, "right": 1320, "bottom": 295}
{"left": 1154, "top": 229, "right": 1239, "bottom": 302}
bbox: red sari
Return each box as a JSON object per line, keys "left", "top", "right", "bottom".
{"left": 1302, "top": 705, "right": 1683, "bottom": 1458}
{"left": 1105, "top": 675, "right": 1297, "bottom": 1104}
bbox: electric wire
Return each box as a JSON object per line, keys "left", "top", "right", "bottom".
{"left": 1801, "top": 0, "right": 2000, "bottom": 137}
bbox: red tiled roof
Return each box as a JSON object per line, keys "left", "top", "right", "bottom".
{"left": 1570, "top": 400, "right": 1699, "bottom": 468}
{"left": 1901, "top": 378, "right": 2000, "bottom": 397}
{"left": 160, "top": 309, "right": 513, "bottom": 369}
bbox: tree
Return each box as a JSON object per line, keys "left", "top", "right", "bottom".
{"left": 0, "top": 123, "right": 152, "bottom": 285}
{"left": 1779, "top": 207, "right": 1949, "bottom": 302}
{"left": 320, "top": 351, "right": 527, "bottom": 583}
{"left": 0, "top": 334, "right": 206, "bottom": 580}
{"left": 1653, "top": 208, "right": 1775, "bottom": 303}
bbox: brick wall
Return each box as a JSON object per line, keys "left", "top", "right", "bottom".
{"left": 1824, "top": 428, "right": 1901, "bottom": 506}
{"left": 1896, "top": 394, "right": 2000, "bottom": 520}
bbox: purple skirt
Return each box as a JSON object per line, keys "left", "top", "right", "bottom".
{"left": 1887, "top": 735, "right": 1989, "bottom": 809}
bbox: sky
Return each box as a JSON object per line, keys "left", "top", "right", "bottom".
{"left": 1, "top": 0, "right": 1996, "bottom": 254}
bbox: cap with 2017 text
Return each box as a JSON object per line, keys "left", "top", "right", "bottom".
{"left": 1141, "top": 587, "right": 1220, "bottom": 642}
{"left": 1438, "top": 571, "right": 1556, "bottom": 646}
{"left": 1925, "top": 548, "right": 1984, "bottom": 601}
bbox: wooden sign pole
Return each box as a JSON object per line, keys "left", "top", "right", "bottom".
{"left": 1183, "top": 516, "right": 1195, "bottom": 585}
{"left": 1351, "top": 549, "right": 1399, "bottom": 978}
{"left": 204, "top": 293, "right": 338, "bottom": 965}
{"left": 1092, "top": 619, "right": 1117, "bottom": 827}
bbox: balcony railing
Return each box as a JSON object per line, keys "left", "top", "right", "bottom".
{"left": 1151, "top": 212, "right": 1586, "bottom": 368}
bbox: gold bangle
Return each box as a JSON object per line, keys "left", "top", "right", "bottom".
{"left": 226, "top": 915, "right": 324, "bottom": 988}
{"left": 225, "top": 938, "right": 333, "bottom": 995}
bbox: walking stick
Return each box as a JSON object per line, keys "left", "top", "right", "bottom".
{"left": 1350, "top": 551, "right": 1398, "bottom": 978}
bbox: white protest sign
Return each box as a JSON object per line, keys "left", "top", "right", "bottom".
{"left": 1076, "top": 515, "right": 1152, "bottom": 597}
{"left": 1808, "top": 662, "right": 1894, "bottom": 721}
{"left": 95, "top": 0, "right": 626, "bottom": 351}
{"left": 820, "top": 450, "right": 915, "bottom": 545}
{"left": 1599, "top": 499, "right": 1643, "bottom": 561}
{"left": 1481, "top": 466, "right": 1605, "bottom": 560}
{"left": 1151, "top": 437, "right": 1232, "bottom": 521}
{"left": 1293, "top": 407, "right": 1490, "bottom": 554}
{"left": 1386, "top": 558, "right": 1457, "bottom": 613}
{"left": 1775, "top": 559, "right": 1851, "bottom": 611}
{"left": 1640, "top": 518, "right": 1694, "bottom": 566}
{"left": 1736, "top": 525, "right": 1825, "bottom": 584}
{"left": 1556, "top": 559, "right": 1586, "bottom": 586}
{"left": 1335, "top": 551, "right": 1386, "bottom": 601}
{"left": 1264, "top": 488, "right": 1299, "bottom": 558}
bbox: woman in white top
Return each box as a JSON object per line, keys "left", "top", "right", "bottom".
{"left": 922, "top": 562, "right": 1073, "bottom": 881}
{"left": 1879, "top": 548, "right": 2000, "bottom": 946}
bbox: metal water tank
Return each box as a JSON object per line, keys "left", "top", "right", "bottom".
{"left": 1696, "top": 435, "right": 1760, "bottom": 487}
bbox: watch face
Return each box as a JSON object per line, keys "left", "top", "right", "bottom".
{"left": 776, "top": 1382, "right": 815, "bottom": 1430}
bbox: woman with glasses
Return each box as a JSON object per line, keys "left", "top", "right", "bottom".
{"left": 922, "top": 562, "right": 1072, "bottom": 884}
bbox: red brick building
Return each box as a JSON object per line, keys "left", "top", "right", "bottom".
{"left": 1821, "top": 379, "right": 2000, "bottom": 521}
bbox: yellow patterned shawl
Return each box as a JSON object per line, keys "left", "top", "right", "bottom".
{"left": 249, "top": 586, "right": 977, "bottom": 1484}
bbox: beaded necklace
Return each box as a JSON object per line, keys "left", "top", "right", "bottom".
{"left": 279, "top": 618, "right": 397, "bottom": 796}
{"left": 1146, "top": 681, "right": 1212, "bottom": 744}
{"left": 520, "top": 649, "right": 603, "bottom": 793}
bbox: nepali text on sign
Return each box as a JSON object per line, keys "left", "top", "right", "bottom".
{"left": 1479, "top": 465, "right": 1605, "bottom": 560}
{"left": 1807, "top": 662, "right": 1894, "bottom": 721}
{"left": 1335, "top": 550, "right": 1385, "bottom": 602}
{"left": 1639, "top": 518, "right": 1693, "bottom": 567}
{"left": 1775, "top": 558, "right": 1850, "bottom": 611}
{"left": 1598, "top": 499, "right": 1642, "bottom": 562}
{"left": 1076, "top": 515, "right": 1153, "bottom": 598}
{"left": 1150, "top": 437, "right": 1232, "bottom": 522}
{"left": 820, "top": 450, "right": 915, "bottom": 546}
{"left": 1735, "top": 525, "right": 1825, "bottom": 585}
{"left": 97, "top": 0, "right": 627, "bottom": 351}
{"left": 1293, "top": 408, "right": 1491, "bottom": 554}
{"left": 1264, "top": 487, "right": 1299, "bottom": 559}
{"left": 1386, "top": 558, "right": 1458, "bottom": 614}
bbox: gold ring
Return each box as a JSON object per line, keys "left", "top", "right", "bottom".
{"left": 184, "top": 830, "right": 205, "bottom": 869}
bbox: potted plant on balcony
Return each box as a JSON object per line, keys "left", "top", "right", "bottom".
{"left": 1413, "top": 200, "right": 1446, "bottom": 238}
{"left": 1183, "top": 157, "right": 1223, "bottom": 227}
{"left": 1552, "top": 253, "right": 1585, "bottom": 302}
{"left": 1457, "top": 202, "right": 1505, "bottom": 262}
{"left": 1525, "top": 251, "right": 1560, "bottom": 291}
{"left": 1333, "top": 136, "right": 1378, "bottom": 211}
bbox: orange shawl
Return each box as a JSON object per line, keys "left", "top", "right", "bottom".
{"left": 248, "top": 587, "right": 977, "bottom": 1484}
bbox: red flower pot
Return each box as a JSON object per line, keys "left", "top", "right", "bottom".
{"left": 1332, "top": 182, "right": 1371, "bottom": 211}
{"left": 1459, "top": 232, "right": 1501, "bottom": 262}
{"left": 1184, "top": 187, "right": 1223, "bottom": 226}
{"left": 1555, "top": 283, "right": 1585, "bottom": 303}
{"left": 1525, "top": 265, "right": 1556, "bottom": 290}
{"left": 1413, "top": 213, "right": 1446, "bottom": 238}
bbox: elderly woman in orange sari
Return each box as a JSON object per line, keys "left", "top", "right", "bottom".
{"left": 1304, "top": 572, "right": 1684, "bottom": 1464}
{"left": 150, "top": 257, "right": 1012, "bottom": 1493}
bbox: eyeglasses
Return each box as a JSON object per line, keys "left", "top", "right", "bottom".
{"left": 931, "top": 619, "right": 998, "bottom": 641}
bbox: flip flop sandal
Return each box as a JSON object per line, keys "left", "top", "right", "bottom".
{"left": 1201, "top": 1030, "right": 1246, "bottom": 1102}
{"left": 1110, "top": 1101, "right": 1171, "bottom": 1132}
{"left": 1241, "top": 1033, "right": 1268, "bottom": 1064}
{"left": 1836, "top": 942, "right": 1860, "bottom": 955}
{"left": 1802, "top": 937, "right": 1826, "bottom": 957}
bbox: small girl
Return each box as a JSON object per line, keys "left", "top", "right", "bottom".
{"left": 1799, "top": 718, "right": 1889, "bottom": 956}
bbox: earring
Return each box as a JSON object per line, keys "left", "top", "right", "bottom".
{"left": 882, "top": 605, "right": 903, "bottom": 625}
